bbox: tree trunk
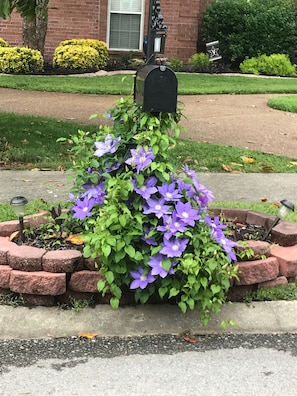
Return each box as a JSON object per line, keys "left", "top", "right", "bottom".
{"left": 22, "top": 14, "right": 38, "bottom": 50}
{"left": 35, "top": 0, "right": 49, "bottom": 55}
{"left": 22, "top": 0, "right": 49, "bottom": 55}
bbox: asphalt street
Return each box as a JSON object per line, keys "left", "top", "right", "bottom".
{"left": 1, "top": 334, "right": 297, "bottom": 395}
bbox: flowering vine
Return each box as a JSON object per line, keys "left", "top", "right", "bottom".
{"left": 62, "top": 96, "right": 238, "bottom": 326}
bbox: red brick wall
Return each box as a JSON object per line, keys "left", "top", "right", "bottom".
{"left": 0, "top": 0, "right": 213, "bottom": 63}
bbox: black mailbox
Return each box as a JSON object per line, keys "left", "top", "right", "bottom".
{"left": 134, "top": 64, "right": 177, "bottom": 113}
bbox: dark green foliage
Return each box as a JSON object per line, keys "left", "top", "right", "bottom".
{"left": 202, "top": 0, "right": 297, "bottom": 65}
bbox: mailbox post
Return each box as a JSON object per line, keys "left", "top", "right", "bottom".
{"left": 134, "top": 0, "right": 177, "bottom": 114}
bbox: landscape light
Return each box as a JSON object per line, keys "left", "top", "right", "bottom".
{"left": 262, "top": 199, "right": 295, "bottom": 241}
{"left": 10, "top": 196, "right": 28, "bottom": 242}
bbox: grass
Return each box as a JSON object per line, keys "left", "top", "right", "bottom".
{"left": 267, "top": 95, "right": 297, "bottom": 113}
{"left": 1, "top": 73, "right": 297, "bottom": 95}
{"left": 0, "top": 113, "right": 99, "bottom": 169}
{"left": 244, "top": 281, "right": 297, "bottom": 303}
{"left": 2, "top": 113, "right": 297, "bottom": 171}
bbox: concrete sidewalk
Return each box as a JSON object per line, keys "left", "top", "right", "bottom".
{"left": 1, "top": 169, "right": 297, "bottom": 204}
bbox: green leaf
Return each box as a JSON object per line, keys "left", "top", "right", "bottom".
{"left": 201, "top": 277, "right": 208, "bottom": 289}
{"left": 178, "top": 301, "right": 187, "bottom": 313}
{"left": 162, "top": 259, "right": 172, "bottom": 272}
{"left": 102, "top": 244, "right": 111, "bottom": 257}
{"left": 158, "top": 286, "right": 168, "bottom": 299}
{"left": 97, "top": 279, "right": 106, "bottom": 292}
{"left": 187, "top": 298, "right": 195, "bottom": 310}
{"left": 169, "top": 287, "right": 179, "bottom": 298}
{"left": 119, "top": 214, "right": 127, "bottom": 227}
{"left": 105, "top": 271, "right": 114, "bottom": 284}
{"left": 125, "top": 245, "right": 135, "bottom": 258}
{"left": 106, "top": 236, "right": 117, "bottom": 246}
{"left": 110, "top": 297, "right": 119, "bottom": 310}
{"left": 110, "top": 284, "right": 122, "bottom": 299}
{"left": 114, "top": 250, "right": 126, "bottom": 263}
{"left": 211, "top": 284, "right": 221, "bottom": 295}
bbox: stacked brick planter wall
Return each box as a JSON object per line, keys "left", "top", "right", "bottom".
{"left": 0, "top": 208, "right": 297, "bottom": 307}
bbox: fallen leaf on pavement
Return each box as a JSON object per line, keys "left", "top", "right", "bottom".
{"left": 184, "top": 335, "right": 198, "bottom": 343}
{"left": 78, "top": 333, "right": 98, "bottom": 339}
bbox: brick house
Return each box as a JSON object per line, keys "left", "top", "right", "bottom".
{"left": 0, "top": 0, "right": 212, "bottom": 63}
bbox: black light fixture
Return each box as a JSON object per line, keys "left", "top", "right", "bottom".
{"left": 262, "top": 199, "right": 295, "bottom": 241}
{"left": 146, "top": 0, "right": 167, "bottom": 63}
{"left": 10, "top": 196, "right": 28, "bottom": 242}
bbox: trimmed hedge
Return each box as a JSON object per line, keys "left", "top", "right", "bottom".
{"left": 53, "top": 39, "right": 108, "bottom": 70}
{"left": 0, "top": 47, "right": 43, "bottom": 73}
{"left": 0, "top": 38, "right": 9, "bottom": 47}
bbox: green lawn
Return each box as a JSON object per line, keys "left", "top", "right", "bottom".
{"left": 1, "top": 73, "right": 297, "bottom": 95}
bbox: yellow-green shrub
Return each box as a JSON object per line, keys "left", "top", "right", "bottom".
{"left": 54, "top": 39, "right": 108, "bottom": 69}
{"left": 53, "top": 45, "right": 101, "bottom": 70}
{"left": 0, "top": 47, "right": 43, "bottom": 73}
{"left": 188, "top": 53, "right": 211, "bottom": 68}
{"left": 0, "top": 38, "right": 9, "bottom": 47}
{"left": 240, "top": 54, "right": 296, "bottom": 77}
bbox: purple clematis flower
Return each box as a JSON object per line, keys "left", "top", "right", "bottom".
{"left": 148, "top": 254, "right": 174, "bottom": 278}
{"left": 82, "top": 181, "right": 105, "bottom": 204}
{"left": 182, "top": 165, "right": 214, "bottom": 208}
{"left": 104, "top": 162, "right": 121, "bottom": 173}
{"left": 143, "top": 198, "right": 172, "bottom": 219}
{"left": 94, "top": 134, "right": 121, "bottom": 157}
{"left": 72, "top": 197, "right": 95, "bottom": 220}
{"left": 125, "top": 146, "right": 155, "bottom": 174}
{"left": 132, "top": 176, "right": 158, "bottom": 200}
{"left": 130, "top": 266, "right": 155, "bottom": 289}
{"left": 158, "top": 182, "right": 182, "bottom": 202}
{"left": 157, "top": 213, "right": 188, "bottom": 239}
{"left": 204, "top": 215, "right": 237, "bottom": 262}
{"left": 175, "top": 201, "right": 200, "bottom": 227}
{"left": 160, "top": 237, "right": 189, "bottom": 258}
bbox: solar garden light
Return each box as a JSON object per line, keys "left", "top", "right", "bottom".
{"left": 10, "top": 196, "right": 28, "bottom": 242}
{"left": 262, "top": 199, "right": 295, "bottom": 241}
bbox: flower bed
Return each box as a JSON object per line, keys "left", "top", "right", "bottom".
{"left": 1, "top": 208, "right": 297, "bottom": 307}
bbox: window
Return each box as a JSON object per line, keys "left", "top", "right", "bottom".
{"left": 108, "top": 0, "right": 144, "bottom": 51}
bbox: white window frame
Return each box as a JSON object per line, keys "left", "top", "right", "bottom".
{"left": 107, "top": 0, "right": 145, "bottom": 51}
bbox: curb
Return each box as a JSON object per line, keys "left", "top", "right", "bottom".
{"left": 0, "top": 301, "right": 297, "bottom": 340}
